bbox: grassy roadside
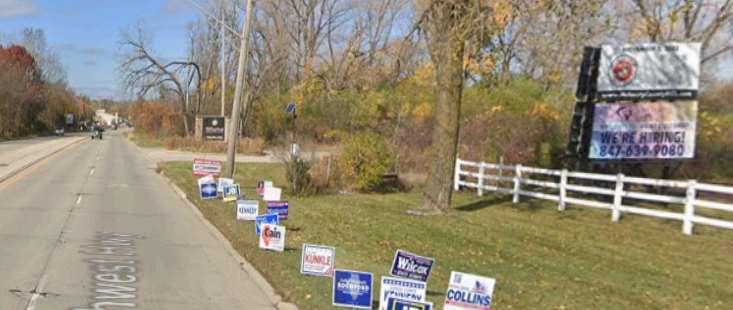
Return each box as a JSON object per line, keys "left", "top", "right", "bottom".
{"left": 127, "top": 132, "right": 165, "bottom": 148}
{"left": 160, "top": 161, "right": 733, "bottom": 309}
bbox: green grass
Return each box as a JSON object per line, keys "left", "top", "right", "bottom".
{"left": 160, "top": 162, "right": 733, "bottom": 309}
{"left": 129, "top": 133, "right": 164, "bottom": 148}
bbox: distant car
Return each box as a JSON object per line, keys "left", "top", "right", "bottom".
{"left": 54, "top": 127, "right": 65, "bottom": 136}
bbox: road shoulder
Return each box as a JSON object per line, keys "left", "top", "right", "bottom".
{"left": 128, "top": 138, "right": 298, "bottom": 310}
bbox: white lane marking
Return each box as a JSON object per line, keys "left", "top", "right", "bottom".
{"left": 76, "top": 195, "right": 82, "bottom": 205}
{"left": 89, "top": 168, "right": 95, "bottom": 176}
{"left": 25, "top": 274, "right": 47, "bottom": 310}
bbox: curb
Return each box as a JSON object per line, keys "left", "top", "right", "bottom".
{"left": 158, "top": 171, "right": 298, "bottom": 310}
{"left": 0, "top": 136, "right": 87, "bottom": 184}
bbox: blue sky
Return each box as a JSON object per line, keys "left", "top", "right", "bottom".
{"left": 0, "top": 0, "right": 199, "bottom": 99}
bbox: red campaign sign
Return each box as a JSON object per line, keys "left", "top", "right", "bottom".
{"left": 193, "top": 159, "right": 222, "bottom": 177}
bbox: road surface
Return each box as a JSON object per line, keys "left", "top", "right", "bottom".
{"left": 0, "top": 131, "right": 276, "bottom": 309}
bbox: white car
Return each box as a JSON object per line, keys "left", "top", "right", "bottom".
{"left": 54, "top": 127, "right": 65, "bottom": 136}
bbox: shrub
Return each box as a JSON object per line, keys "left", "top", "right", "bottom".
{"left": 284, "top": 155, "right": 314, "bottom": 196}
{"left": 337, "top": 132, "right": 395, "bottom": 192}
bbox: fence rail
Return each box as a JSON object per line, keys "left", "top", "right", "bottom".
{"left": 453, "top": 158, "right": 733, "bottom": 235}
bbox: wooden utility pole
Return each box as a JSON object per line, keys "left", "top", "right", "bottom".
{"left": 220, "top": 1, "right": 226, "bottom": 116}
{"left": 225, "top": 0, "right": 255, "bottom": 178}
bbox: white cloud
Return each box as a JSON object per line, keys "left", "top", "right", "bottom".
{"left": 0, "top": 0, "right": 40, "bottom": 18}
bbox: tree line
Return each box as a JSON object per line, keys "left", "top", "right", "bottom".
{"left": 122, "top": 0, "right": 733, "bottom": 212}
{"left": 0, "top": 28, "right": 84, "bottom": 139}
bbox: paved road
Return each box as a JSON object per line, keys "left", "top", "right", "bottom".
{"left": 0, "top": 131, "right": 276, "bottom": 309}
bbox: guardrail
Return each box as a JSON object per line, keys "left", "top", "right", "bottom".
{"left": 453, "top": 158, "right": 733, "bottom": 235}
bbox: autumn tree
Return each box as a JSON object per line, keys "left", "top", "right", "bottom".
{"left": 418, "top": 0, "right": 510, "bottom": 213}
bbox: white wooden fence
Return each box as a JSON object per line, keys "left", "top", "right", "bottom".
{"left": 454, "top": 158, "right": 733, "bottom": 235}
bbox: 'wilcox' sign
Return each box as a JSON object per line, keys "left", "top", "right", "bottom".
{"left": 390, "top": 249, "right": 434, "bottom": 282}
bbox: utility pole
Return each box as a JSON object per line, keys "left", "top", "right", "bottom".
{"left": 225, "top": 0, "right": 255, "bottom": 178}
{"left": 220, "top": 0, "right": 226, "bottom": 116}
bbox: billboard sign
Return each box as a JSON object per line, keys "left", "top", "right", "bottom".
{"left": 589, "top": 101, "right": 697, "bottom": 160}
{"left": 379, "top": 276, "right": 427, "bottom": 310}
{"left": 203, "top": 116, "right": 225, "bottom": 141}
{"left": 300, "top": 244, "right": 336, "bottom": 277}
{"left": 386, "top": 298, "right": 433, "bottom": 310}
{"left": 193, "top": 159, "right": 222, "bottom": 177}
{"left": 236, "top": 200, "right": 259, "bottom": 221}
{"left": 443, "top": 271, "right": 495, "bottom": 310}
{"left": 66, "top": 113, "right": 74, "bottom": 125}
{"left": 333, "top": 269, "right": 373, "bottom": 309}
{"left": 597, "top": 43, "right": 700, "bottom": 101}
{"left": 266, "top": 201, "right": 289, "bottom": 220}
{"left": 390, "top": 250, "right": 435, "bottom": 282}
{"left": 259, "top": 224, "right": 285, "bottom": 252}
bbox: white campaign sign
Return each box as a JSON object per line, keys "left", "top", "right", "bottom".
{"left": 259, "top": 224, "right": 285, "bottom": 252}
{"left": 443, "top": 271, "right": 495, "bottom": 310}
{"left": 301, "top": 244, "right": 336, "bottom": 277}
{"left": 217, "top": 177, "right": 234, "bottom": 193}
{"left": 379, "top": 276, "right": 427, "bottom": 310}
{"left": 590, "top": 101, "right": 697, "bottom": 159}
{"left": 597, "top": 43, "right": 700, "bottom": 100}
{"left": 263, "top": 186, "right": 282, "bottom": 202}
{"left": 236, "top": 200, "right": 259, "bottom": 221}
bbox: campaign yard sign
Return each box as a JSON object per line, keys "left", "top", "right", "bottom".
{"left": 217, "top": 177, "right": 234, "bottom": 193}
{"left": 386, "top": 298, "right": 433, "bottom": 310}
{"left": 237, "top": 200, "right": 259, "bottom": 221}
{"left": 443, "top": 271, "right": 495, "bottom": 310}
{"left": 266, "top": 201, "right": 289, "bottom": 220}
{"left": 390, "top": 250, "right": 434, "bottom": 282}
{"left": 263, "top": 186, "right": 282, "bottom": 202}
{"left": 589, "top": 101, "right": 697, "bottom": 160}
{"left": 255, "top": 214, "right": 279, "bottom": 236}
{"left": 257, "top": 180, "right": 274, "bottom": 196}
{"left": 333, "top": 269, "right": 373, "bottom": 309}
{"left": 597, "top": 43, "right": 700, "bottom": 101}
{"left": 300, "top": 244, "right": 336, "bottom": 277}
{"left": 193, "top": 159, "right": 222, "bottom": 177}
{"left": 222, "top": 184, "right": 241, "bottom": 202}
{"left": 198, "top": 175, "right": 218, "bottom": 200}
{"left": 379, "top": 276, "right": 427, "bottom": 310}
{"left": 259, "top": 224, "right": 286, "bottom": 252}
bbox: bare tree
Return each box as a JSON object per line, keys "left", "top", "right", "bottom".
{"left": 625, "top": 0, "right": 733, "bottom": 64}
{"left": 119, "top": 26, "right": 201, "bottom": 135}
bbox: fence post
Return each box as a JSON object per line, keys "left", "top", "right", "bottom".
{"left": 612, "top": 173, "right": 624, "bottom": 222}
{"left": 558, "top": 169, "right": 568, "bottom": 212}
{"left": 513, "top": 165, "right": 522, "bottom": 203}
{"left": 453, "top": 158, "right": 461, "bottom": 191}
{"left": 477, "top": 162, "right": 485, "bottom": 196}
{"left": 683, "top": 180, "right": 697, "bottom": 235}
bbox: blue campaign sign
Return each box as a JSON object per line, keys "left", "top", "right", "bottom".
{"left": 390, "top": 249, "right": 435, "bottom": 282}
{"left": 198, "top": 176, "right": 218, "bottom": 200}
{"left": 285, "top": 102, "right": 297, "bottom": 114}
{"left": 386, "top": 298, "right": 433, "bottom": 310}
{"left": 255, "top": 214, "right": 279, "bottom": 236}
{"left": 266, "top": 201, "right": 289, "bottom": 220}
{"left": 333, "top": 269, "right": 373, "bottom": 309}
